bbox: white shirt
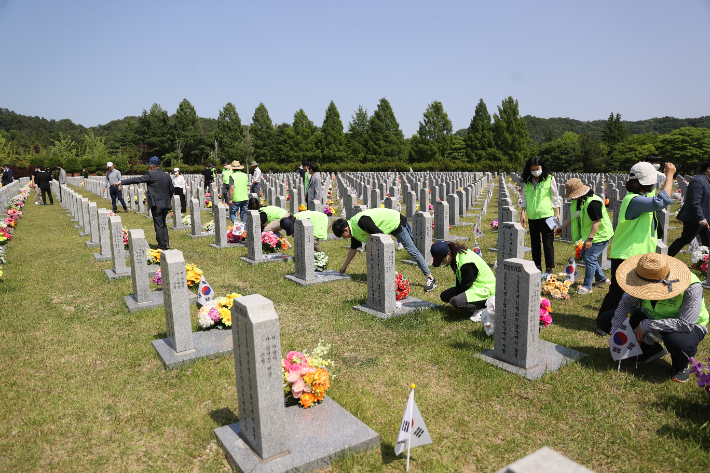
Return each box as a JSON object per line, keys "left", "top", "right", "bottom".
{"left": 172, "top": 174, "right": 186, "bottom": 189}
{"left": 251, "top": 167, "right": 262, "bottom": 183}
{"left": 521, "top": 176, "right": 562, "bottom": 209}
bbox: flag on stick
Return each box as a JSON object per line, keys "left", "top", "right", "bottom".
{"left": 565, "top": 257, "right": 579, "bottom": 282}
{"left": 394, "top": 384, "right": 432, "bottom": 471}
{"left": 473, "top": 240, "right": 482, "bottom": 255}
{"left": 197, "top": 276, "right": 214, "bottom": 305}
{"left": 609, "top": 314, "right": 644, "bottom": 369}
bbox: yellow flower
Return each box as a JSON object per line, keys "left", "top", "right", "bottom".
{"left": 218, "top": 296, "right": 233, "bottom": 309}
{"left": 226, "top": 293, "right": 241, "bottom": 299}
{"left": 219, "top": 307, "right": 232, "bottom": 326}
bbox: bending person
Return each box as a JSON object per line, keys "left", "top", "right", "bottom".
{"left": 279, "top": 210, "right": 329, "bottom": 252}
{"left": 332, "top": 208, "right": 436, "bottom": 292}
{"left": 430, "top": 241, "right": 495, "bottom": 320}
{"left": 247, "top": 197, "right": 288, "bottom": 234}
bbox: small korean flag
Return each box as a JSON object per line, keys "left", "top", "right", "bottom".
{"left": 689, "top": 237, "right": 700, "bottom": 253}
{"left": 397, "top": 203, "right": 402, "bottom": 212}
{"left": 518, "top": 196, "right": 523, "bottom": 206}
{"left": 197, "top": 276, "right": 214, "bottom": 305}
{"left": 474, "top": 223, "right": 484, "bottom": 239}
{"left": 609, "top": 314, "right": 644, "bottom": 361}
{"left": 565, "top": 257, "right": 579, "bottom": 282}
{"left": 473, "top": 240, "right": 482, "bottom": 255}
{"left": 394, "top": 385, "right": 432, "bottom": 470}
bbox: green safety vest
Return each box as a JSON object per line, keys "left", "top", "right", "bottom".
{"left": 524, "top": 175, "right": 554, "bottom": 220}
{"left": 571, "top": 195, "right": 613, "bottom": 243}
{"left": 304, "top": 171, "right": 309, "bottom": 191}
{"left": 295, "top": 210, "right": 329, "bottom": 240}
{"left": 610, "top": 192, "right": 657, "bottom": 260}
{"left": 222, "top": 169, "right": 233, "bottom": 188}
{"left": 453, "top": 250, "right": 496, "bottom": 302}
{"left": 349, "top": 208, "right": 402, "bottom": 243}
{"left": 260, "top": 206, "right": 288, "bottom": 224}
{"left": 230, "top": 171, "right": 248, "bottom": 202}
{"left": 640, "top": 273, "right": 709, "bottom": 326}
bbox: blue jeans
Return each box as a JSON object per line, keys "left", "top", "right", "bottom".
{"left": 581, "top": 239, "right": 610, "bottom": 289}
{"left": 230, "top": 200, "right": 247, "bottom": 224}
{"left": 110, "top": 186, "right": 127, "bottom": 212}
{"left": 391, "top": 224, "right": 431, "bottom": 278}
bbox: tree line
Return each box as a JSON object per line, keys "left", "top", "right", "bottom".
{"left": 1, "top": 100, "right": 709, "bottom": 176}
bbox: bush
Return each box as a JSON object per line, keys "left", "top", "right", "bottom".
{"left": 132, "top": 164, "right": 148, "bottom": 175}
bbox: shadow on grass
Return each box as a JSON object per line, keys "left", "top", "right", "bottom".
{"left": 551, "top": 311, "right": 598, "bottom": 332}
{"left": 380, "top": 441, "right": 398, "bottom": 465}
{"left": 209, "top": 407, "right": 239, "bottom": 427}
{"left": 153, "top": 331, "right": 168, "bottom": 339}
{"left": 347, "top": 273, "right": 368, "bottom": 284}
{"left": 654, "top": 394, "right": 710, "bottom": 451}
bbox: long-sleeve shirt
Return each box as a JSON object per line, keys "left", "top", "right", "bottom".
{"left": 625, "top": 189, "right": 672, "bottom": 220}
{"left": 611, "top": 283, "right": 709, "bottom": 342}
{"left": 105, "top": 169, "right": 122, "bottom": 187}
{"left": 251, "top": 167, "right": 262, "bottom": 183}
{"left": 450, "top": 258, "right": 479, "bottom": 293}
{"left": 521, "top": 177, "right": 562, "bottom": 209}
{"left": 172, "top": 174, "right": 186, "bottom": 189}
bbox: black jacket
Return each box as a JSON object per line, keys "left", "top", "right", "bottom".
{"left": 676, "top": 174, "right": 710, "bottom": 224}
{"left": 36, "top": 171, "right": 52, "bottom": 189}
{"left": 122, "top": 169, "right": 174, "bottom": 209}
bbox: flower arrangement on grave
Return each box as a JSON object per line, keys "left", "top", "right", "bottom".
{"left": 106, "top": 210, "right": 116, "bottom": 217}
{"left": 540, "top": 298, "right": 552, "bottom": 327}
{"left": 168, "top": 211, "right": 174, "bottom": 218}
{"left": 0, "top": 230, "right": 11, "bottom": 245}
{"left": 314, "top": 252, "right": 328, "bottom": 272}
{"left": 80, "top": 181, "right": 84, "bottom": 186}
{"left": 429, "top": 204, "right": 434, "bottom": 211}
{"left": 574, "top": 240, "right": 584, "bottom": 259}
{"left": 205, "top": 200, "right": 212, "bottom": 208}
{"left": 480, "top": 296, "right": 496, "bottom": 336}
{"left": 202, "top": 220, "right": 215, "bottom": 232}
{"left": 228, "top": 223, "right": 246, "bottom": 243}
{"left": 605, "top": 198, "right": 610, "bottom": 206}
{"left": 490, "top": 219, "right": 498, "bottom": 229}
{"left": 261, "top": 231, "right": 290, "bottom": 253}
{"left": 689, "top": 349, "right": 710, "bottom": 399}
{"left": 122, "top": 227, "right": 129, "bottom": 249}
{"left": 6, "top": 209, "right": 21, "bottom": 218}
{"left": 395, "top": 273, "right": 410, "bottom": 301}
{"left": 323, "top": 205, "right": 333, "bottom": 216}
{"left": 541, "top": 274, "right": 571, "bottom": 300}
{"left": 147, "top": 249, "right": 162, "bottom": 265}
{"left": 4, "top": 217, "right": 17, "bottom": 228}
{"left": 205, "top": 193, "right": 211, "bottom": 198}
{"left": 282, "top": 342, "right": 333, "bottom": 409}
{"left": 152, "top": 271, "right": 162, "bottom": 285}
{"left": 197, "top": 293, "right": 242, "bottom": 329}
{"left": 298, "top": 204, "right": 306, "bottom": 212}
{"left": 691, "top": 246, "right": 709, "bottom": 274}
{"left": 181, "top": 215, "right": 191, "bottom": 226}
{"left": 185, "top": 263, "right": 203, "bottom": 287}
{"left": 286, "top": 194, "right": 290, "bottom": 200}
{"left": 134, "top": 195, "right": 138, "bottom": 202}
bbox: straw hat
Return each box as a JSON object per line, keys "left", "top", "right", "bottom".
{"left": 250, "top": 161, "right": 259, "bottom": 167}
{"left": 226, "top": 160, "right": 244, "bottom": 170}
{"left": 564, "top": 178, "right": 590, "bottom": 199}
{"left": 616, "top": 253, "right": 691, "bottom": 300}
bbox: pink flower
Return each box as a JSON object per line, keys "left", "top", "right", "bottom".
{"left": 208, "top": 307, "right": 221, "bottom": 322}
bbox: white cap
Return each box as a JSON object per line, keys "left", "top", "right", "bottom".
{"left": 628, "top": 162, "right": 658, "bottom": 186}
{"left": 106, "top": 162, "right": 114, "bottom": 168}
{"left": 174, "top": 168, "right": 180, "bottom": 172}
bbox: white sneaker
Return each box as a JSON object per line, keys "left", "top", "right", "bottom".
{"left": 470, "top": 309, "right": 484, "bottom": 322}
{"left": 397, "top": 242, "right": 403, "bottom": 251}
{"left": 577, "top": 286, "right": 593, "bottom": 295}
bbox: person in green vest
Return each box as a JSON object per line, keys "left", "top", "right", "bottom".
{"left": 247, "top": 197, "right": 289, "bottom": 234}
{"left": 556, "top": 178, "right": 613, "bottom": 294}
{"left": 596, "top": 253, "right": 708, "bottom": 382}
{"left": 221, "top": 161, "right": 233, "bottom": 204}
{"left": 429, "top": 241, "right": 496, "bottom": 320}
{"left": 332, "top": 208, "right": 437, "bottom": 292}
{"left": 226, "top": 160, "right": 248, "bottom": 224}
{"left": 279, "top": 210, "right": 329, "bottom": 252}
{"left": 598, "top": 161, "right": 676, "bottom": 316}
{"left": 520, "top": 157, "right": 562, "bottom": 273}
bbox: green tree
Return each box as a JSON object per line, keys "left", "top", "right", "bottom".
{"left": 606, "top": 133, "right": 658, "bottom": 171}
{"left": 347, "top": 105, "right": 369, "bottom": 162}
{"left": 533, "top": 136, "right": 582, "bottom": 172}
{"left": 465, "top": 98, "right": 497, "bottom": 162}
{"left": 251, "top": 103, "right": 275, "bottom": 164}
{"left": 214, "top": 102, "right": 244, "bottom": 164}
{"left": 492, "top": 96, "right": 530, "bottom": 167}
{"left": 0, "top": 135, "right": 16, "bottom": 167}
{"left": 282, "top": 109, "right": 319, "bottom": 164}
{"left": 46, "top": 132, "right": 77, "bottom": 168}
{"left": 173, "top": 98, "right": 205, "bottom": 165}
{"left": 367, "top": 98, "right": 405, "bottom": 161}
{"left": 601, "top": 112, "right": 628, "bottom": 148}
{"left": 413, "top": 100, "right": 453, "bottom": 162}
{"left": 319, "top": 101, "right": 346, "bottom": 164}
{"left": 579, "top": 132, "right": 605, "bottom": 172}
{"left": 135, "top": 104, "right": 172, "bottom": 159}
{"left": 656, "top": 127, "right": 710, "bottom": 174}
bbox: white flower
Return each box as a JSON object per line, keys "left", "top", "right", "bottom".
{"left": 198, "top": 310, "right": 214, "bottom": 328}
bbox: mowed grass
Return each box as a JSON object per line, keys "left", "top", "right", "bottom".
{"left": 0, "top": 182, "right": 708, "bottom": 473}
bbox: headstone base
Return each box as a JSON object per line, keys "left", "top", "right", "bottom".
{"left": 151, "top": 328, "right": 232, "bottom": 369}
{"left": 85, "top": 241, "right": 100, "bottom": 248}
{"left": 453, "top": 221, "right": 475, "bottom": 226}
{"left": 353, "top": 297, "right": 439, "bottom": 320}
{"left": 124, "top": 292, "right": 164, "bottom": 313}
{"left": 285, "top": 270, "right": 351, "bottom": 286}
{"left": 214, "top": 396, "right": 380, "bottom": 473}
{"left": 169, "top": 225, "right": 187, "bottom": 231}
{"left": 433, "top": 235, "right": 469, "bottom": 242}
{"left": 93, "top": 252, "right": 112, "bottom": 262}
{"left": 188, "top": 232, "right": 215, "bottom": 239}
{"left": 79, "top": 231, "right": 90, "bottom": 237}
{"left": 240, "top": 254, "right": 293, "bottom": 265}
{"left": 476, "top": 339, "right": 587, "bottom": 381}
{"left": 105, "top": 268, "right": 131, "bottom": 282}
{"left": 209, "top": 242, "right": 244, "bottom": 249}
{"left": 494, "top": 446, "right": 595, "bottom": 473}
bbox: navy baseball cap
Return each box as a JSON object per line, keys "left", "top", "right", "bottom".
{"left": 148, "top": 156, "right": 160, "bottom": 165}
{"left": 430, "top": 241, "right": 449, "bottom": 267}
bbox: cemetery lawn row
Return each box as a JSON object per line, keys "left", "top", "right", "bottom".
{"left": 0, "top": 184, "right": 708, "bottom": 472}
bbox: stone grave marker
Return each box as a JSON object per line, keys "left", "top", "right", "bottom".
{"left": 124, "top": 229, "right": 163, "bottom": 312}
{"left": 105, "top": 215, "right": 131, "bottom": 281}
{"left": 170, "top": 195, "right": 185, "bottom": 230}
{"left": 189, "top": 198, "right": 212, "bottom": 239}
{"left": 494, "top": 447, "right": 596, "bottom": 473}
{"left": 403, "top": 211, "right": 433, "bottom": 267}
{"left": 241, "top": 210, "right": 292, "bottom": 265}
{"left": 79, "top": 198, "right": 91, "bottom": 236}
{"left": 93, "top": 208, "right": 113, "bottom": 261}
{"left": 210, "top": 204, "right": 241, "bottom": 249}
{"left": 85, "top": 202, "right": 100, "bottom": 248}
{"left": 285, "top": 219, "right": 350, "bottom": 285}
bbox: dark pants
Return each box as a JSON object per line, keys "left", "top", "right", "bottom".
{"left": 152, "top": 207, "right": 170, "bottom": 250}
{"left": 598, "top": 258, "right": 625, "bottom": 316}
{"left": 204, "top": 181, "right": 213, "bottom": 193}
{"left": 529, "top": 217, "right": 555, "bottom": 270}
{"left": 668, "top": 222, "right": 710, "bottom": 257}
{"left": 174, "top": 188, "right": 186, "bottom": 213}
{"left": 251, "top": 182, "right": 261, "bottom": 195}
{"left": 41, "top": 187, "right": 53, "bottom": 204}
{"left": 222, "top": 184, "right": 231, "bottom": 203}
{"left": 110, "top": 186, "right": 127, "bottom": 212}
{"left": 597, "top": 308, "right": 706, "bottom": 372}
{"left": 440, "top": 287, "right": 486, "bottom": 310}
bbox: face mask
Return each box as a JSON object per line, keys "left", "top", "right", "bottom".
{"left": 531, "top": 170, "right": 542, "bottom": 177}
{"left": 652, "top": 164, "right": 661, "bottom": 170}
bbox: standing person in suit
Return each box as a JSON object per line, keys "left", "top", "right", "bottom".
{"left": 1, "top": 165, "right": 13, "bottom": 186}
{"left": 668, "top": 159, "right": 710, "bottom": 256}
{"left": 32, "top": 166, "right": 42, "bottom": 204}
{"left": 119, "top": 156, "right": 174, "bottom": 250}
{"left": 103, "top": 162, "right": 128, "bottom": 213}
{"left": 305, "top": 162, "right": 322, "bottom": 206}
{"left": 36, "top": 166, "right": 53, "bottom": 205}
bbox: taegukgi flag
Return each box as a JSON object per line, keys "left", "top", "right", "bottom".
{"left": 473, "top": 240, "right": 482, "bottom": 256}
{"left": 197, "top": 276, "right": 214, "bottom": 305}
{"left": 394, "top": 387, "right": 432, "bottom": 456}
{"left": 565, "top": 257, "right": 579, "bottom": 282}
{"left": 609, "top": 314, "right": 644, "bottom": 361}
{"left": 474, "top": 222, "right": 484, "bottom": 239}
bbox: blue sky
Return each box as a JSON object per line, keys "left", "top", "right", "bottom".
{"left": 1, "top": 0, "right": 709, "bottom": 136}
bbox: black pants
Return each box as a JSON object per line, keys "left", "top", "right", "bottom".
{"left": 174, "top": 188, "right": 186, "bottom": 213}
{"left": 529, "top": 217, "right": 555, "bottom": 270}
{"left": 668, "top": 222, "right": 710, "bottom": 257}
{"left": 204, "top": 181, "right": 213, "bottom": 193}
{"left": 440, "top": 287, "right": 486, "bottom": 310}
{"left": 152, "top": 207, "right": 170, "bottom": 250}
{"left": 41, "top": 187, "right": 53, "bottom": 204}
{"left": 597, "top": 308, "right": 706, "bottom": 372}
{"left": 110, "top": 186, "right": 127, "bottom": 212}
{"left": 251, "top": 182, "right": 261, "bottom": 195}
{"left": 598, "top": 258, "right": 625, "bottom": 316}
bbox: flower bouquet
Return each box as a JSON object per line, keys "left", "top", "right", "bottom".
{"left": 429, "top": 204, "right": 434, "bottom": 211}
{"left": 0, "top": 230, "right": 11, "bottom": 245}
{"left": 168, "top": 211, "right": 174, "bottom": 218}
{"left": 298, "top": 204, "right": 307, "bottom": 212}
{"left": 541, "top": 274, "right": 571, "bottom": 300}
{"left": 228, "top": 223, "right": 246, "bottom": 243}
{"left": 323, "top": 205, "right": 333, "bottom": 216}
{"left": 481, "top": 296, "right": 496, "bottom": 336}
{"left": 202, "top": 220, "right": 215, "bottom": 233}
{"left": 6, "top": 209, "right": 21, "bottom": 218}
{"left": 395, "top": 273, "right": 410, "bottom": 301}
{"left": 262, "top": 231, "right": 290, "bottom": 254}
{"left": 282, "top": 342, "right": 333, "bottom": 409}
{"left": 689, "top": 348, "right": 710, "bottom": 399}
{"left": 314, "top": 252, "right": 328, "bottom": 272}
{"left": 491, "top": 219, "right": 498, "bottom": 229}
{"left": 574, "top": 240, "right": 584, "bottom": 259}
{"left": 106, "top": 210, "right": 116, "bottom": 217}
{"left": 152, "top": 271, "right": 162, "bottom": 285}
{"left": 185, "top": 263, "right": 203, "bottom": 287}
{"left": 197, "top": 293, "right": 241, "bottom": 329}
{"left": 205, "top": 200, "right": 212, "bottom": 208}
{"left": 540, "top": 298, "right": 552, "bottom": 327}
{"left": 181, "top": 215, "right": 191, "bottom": 226}
{"left": 122, "top": 227, "right": 129, "bottom": 249}
{"left": 4, "top": 217, "right": 17, "bottom": 229}
{"left": 147, "top": 249, "right": 162, "bottom": 265}
{"left": 691, "top": 246, "right": 709, "bottom": 274}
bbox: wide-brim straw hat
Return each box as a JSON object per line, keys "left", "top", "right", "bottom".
{"left": 616, "top": 253, "right": 691, "bottom": 300}
{"left": 565, "top": 178, "right": 590, "bottom": 199}
{"left": 250, "top": 161, "right": 259, "bottom": 167}
{"left": 226, "top": 160, "right": 244, "bottom": 170}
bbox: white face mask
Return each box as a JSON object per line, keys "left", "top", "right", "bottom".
{"left": 652, "top": 164, "right": 661, "bottom": 170}
{"left": 531, "top": 170, "right": 542, "bottom": 177}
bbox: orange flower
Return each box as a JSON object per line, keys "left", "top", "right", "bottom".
{"left": 300, "top": 392, "right": 316, "bottom": 408}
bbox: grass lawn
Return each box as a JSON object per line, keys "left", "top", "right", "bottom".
{"left": 1, "top": 182, "right": 709, "bottom": 472}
